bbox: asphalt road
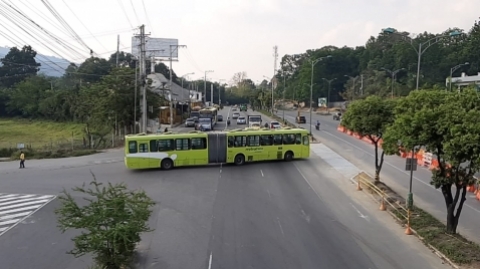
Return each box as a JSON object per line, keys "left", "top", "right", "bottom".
{"left": 0, "top": 107, "right": 451, "bottom": 269}
{"left": 276, "top": 108, "right": 480, "bottom": 244}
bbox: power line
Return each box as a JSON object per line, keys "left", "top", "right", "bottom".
{"left": 40, "top": 0, "right": 95, "bottom": 56}
{"left": 129, "top": 0, "right": 140, "bottom": 24}
{"left": 61, "top": 0, "right": 108, "bottom": 52}
{"left": 141, "top": 0, "right": 154, "bottom": 35}
{"left": 117, "top": 0, "right": 133, "bottom": 28}
{"left": 0, "top": 1, "right": 87, "bottom": 60}
{"left": 0, "top": 12, "right": 66, "bottom": 73}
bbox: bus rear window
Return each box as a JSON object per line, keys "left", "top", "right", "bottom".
{"left": 128, "top": 141, "right": 137, "bottom": 153}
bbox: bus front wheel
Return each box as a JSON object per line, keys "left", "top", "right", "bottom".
{"left": 161, "top": 158, "right": 174, "bottom": 170}
{"left": 234, "top": 154, "right": 245, "bottom": 165}
{"left": 284, "top": 151, "right": 294, "bottom": 161}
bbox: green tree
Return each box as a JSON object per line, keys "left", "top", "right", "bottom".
{"left": 383, "top": 89, "right": 480, "bottom": 234}
{"left": 55, "top": 174, "right": 155, "bottom": 269}
{"left": 76, "top": 57, "right": 112, "bottom": 84}
{"left": 7, "top": 75, "right": 51, "bottom": 117}
{"left": 341, "top": 96, "right": 396, "bottom": 181}
{"left": 0, "top": 45, "right": 40, "bottom": 88}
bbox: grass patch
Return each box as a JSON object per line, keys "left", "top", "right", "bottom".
{"left": 0, "top": 118, "right": 108, "bottom": 159}
{"left": 9, "top": 148, "right": 98, "bottom": 160}
{"left": 356, "top": 172, "right": 480, "bottom": 266}
{"left": 0, "top": 118, "right": 85, "bottom": 151}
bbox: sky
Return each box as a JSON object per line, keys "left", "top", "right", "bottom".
{"left": 0, "top": 0, "right": 479, "bottom": 84}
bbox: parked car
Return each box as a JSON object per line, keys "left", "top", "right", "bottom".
{"left": 218, "top": 115, "right": 223, "bottom": 122}
{"left": 185, "top": 118, "right": 196, "bottom": 127}
{"left": 270, "top": 121, "right": 281, "bottom": 129}
{"left": 333, "top": 112, "right": 342, "bottom": 121}
{"left": 232, "top": 112, "right": 240, "bottom": 119}
{"left": 296, "top": 116, "right": 306, "bottom": 124}
{"left": 237, "top": 116, "right": 247, "bottom": 125}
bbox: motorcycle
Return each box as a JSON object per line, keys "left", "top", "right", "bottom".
{"left": 315, "top": 123, "right": 320, "bottom": 131}
{"left": 227, "top": 119, "right": 231, "bottom": 126}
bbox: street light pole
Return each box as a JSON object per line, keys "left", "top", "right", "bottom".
{"left": 204, "top": 70, "right": 214, "bottom": 105}
{"left": 449, "top": 62, "right": 469, "bottom": 91}
{"left": 307, "top": 55, "right": 332, "bottom": 134}
{"left": 383, "top": 28, "right": 461, "bottom": 90}
{"left": 322, "top": 78, "right": 336, "bottom": 108}
{"left": 181, "top": 72, "right": 194, "bottom": 120}
{"left": 381, "top": 68, "right": 405, "bottom": 97}
{"left": 344, "top": 75, "right": 358, "bottom": 98}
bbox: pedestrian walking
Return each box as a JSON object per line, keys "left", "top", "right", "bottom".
{"left": 19, "top": 151, "right": 25, "bottom": 169}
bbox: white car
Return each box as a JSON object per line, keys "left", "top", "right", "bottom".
{"left": 232, "top": 112, "right": 240, "bottom": 119}
{"left": 237, "top": 116, "right": 246, "bottom": 124}
{"left": 270, "top": 121, "right": 281, "bottom": 129}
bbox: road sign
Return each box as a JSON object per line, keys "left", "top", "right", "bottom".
{"left": 405, "top": 158, "right": 417, "bottom": 171}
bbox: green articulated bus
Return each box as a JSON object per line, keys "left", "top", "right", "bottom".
{"left": 124, "top": 127, "right": 310, "bottom": 170}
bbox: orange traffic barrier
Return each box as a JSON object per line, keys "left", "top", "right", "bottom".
{"left": 362, "top": 136, "right": 373, "bottom": 144}
{"left": 429, "top": 159, "right": 439, "bottom": 170}
{"left": 476, "top": 191, "right": 480, "bottom": 201}
{"left": 347, "top": 130, "right": 353, "bottom": 136}
{"left": 416, "top": 152, "right": 424, "bottom": 166}
{"left": 337, "top": 125, "right": 346, "bottom": 132}
{"left": 353, "top": 132, "right": 362, "bottom": 139}
{"left": 467, "top": 185, "right": 476, "bottom": 193}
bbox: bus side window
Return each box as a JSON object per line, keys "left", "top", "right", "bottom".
{"left": 158, "top": 139, "right": 175, "bottom": 151}
{"left": 128, "top": 141, "right": 137, "bottom": 153}
{"left": 176, "top": 138, "right": 190, "bottom": 150}
{"left": 260, "top": 135, "right": 272, "bottom": 146}
{"left": 139, "top": 143, "right": 148, "bottom": 153}
{"left": 273, "top": 134, "right": 283, "bottom": 145}
{"left": 234, "top": 136, "right": 246, "bottom": 147}
{"left": 303, "top": 136, "right": 309, "bottom": 146}
{"left": 228, "top": 136, "right": 235, "bottom": 147}
{"left": 150, "top": 140, "right": 158, "bottom": 152}
{"left": 191, "top": 138, "right": 207, "bottom": 150}
{"left": 295, "top": 133, "right": 302, "bottom": 144}
{"left": 247, "top": 135, "right": 260, "bottom": 147}
{"left": 283, "top": 134, "right": 295, "bottom": 145}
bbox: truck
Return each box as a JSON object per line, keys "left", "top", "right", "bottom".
{"left": 247, "top": 115, "right": 262, "bottom": 127}
{"left": 240, "top": 104, "right": 247, "bottom": 111}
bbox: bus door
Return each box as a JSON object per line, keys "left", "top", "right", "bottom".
{"left": 302, "top": 134, "right": 310, "bottom": 157}
{"left": 208, "top": 133, "right": 227, "bottom": 164}
{"left": 272, "top": 134, "right": 284, "bottom": 160}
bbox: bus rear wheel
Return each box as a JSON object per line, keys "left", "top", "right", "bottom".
{"left": 284, "top": 151, "right": 294, "bottom": 161}
{"left": 161, "top": 158, "right": 173, "bottom": 170}
{"left": 234, "top": 154, "right": 245, "bottom": 165}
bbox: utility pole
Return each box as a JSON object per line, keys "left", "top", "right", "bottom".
{"left": 116, "top": 35, "right": 120, "bottom": 67}
{"left": 137, "top": 25, "right": 148, "bottom": 133}
{"left": 168, "top": 45, "right": 187, "bottom": 126}
{"left": 204, "top": 70, "right": 214, "bottom": 105}
{"left": 134, "top": 59, "right": 138, "bottom": 133}
{"left": 272, "top": 46, "right": 278, "bottom": 113}
{"left": 210, "top": 84, "right": 214, "bottom": 105}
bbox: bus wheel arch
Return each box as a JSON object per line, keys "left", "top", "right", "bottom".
{"left": 284, "top": 151, "right": 294, "bottom": 161}
{"left": 234, "top": 154, "right": 245, "bottom": 165}
{"left": 161, "top": 158, "right": 174, "bottom": 170}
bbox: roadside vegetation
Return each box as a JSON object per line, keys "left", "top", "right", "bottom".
{"left": 55, "top": 174, "right": 155, "bottom": 269}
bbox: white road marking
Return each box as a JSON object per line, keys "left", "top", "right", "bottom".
{"left": 260, "top": 169, "right": 264, "bottom": 177}
{"left": 0, "top": 193, "right": 56, "bottom": 237}
{"left": 350, "top": 203, "right": 369, "bottom": 221}
{"left": 208, "top": 252, "right": 213, "bottom": 269}
{"left": 277, "top": 217, "right": 285, "bottom": 236}
{"left": 279, "top": 111, "right": 480, "bottom": 216}
{"left": 315, "top": 124, "right": 480, "bottom": 215}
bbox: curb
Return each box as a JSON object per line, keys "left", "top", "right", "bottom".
{"left": 351, "top": 172, "right": 460, "bottom": 269}
{"left": 386, "top": 210, "right": 459, "bottom": 269}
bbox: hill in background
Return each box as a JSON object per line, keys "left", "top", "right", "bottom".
{"left": 0, "top": 46, "right": 71, "bottom": 77}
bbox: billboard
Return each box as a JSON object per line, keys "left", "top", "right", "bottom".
{"left": 131, "top": 37, "right": 179, "bottom": 58}
{"left": 318, "top": 97, "right": 327, "bottom": 107}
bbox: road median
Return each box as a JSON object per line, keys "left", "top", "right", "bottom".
{"left": 352, "top": 172, "right": 480, "bottom": 268}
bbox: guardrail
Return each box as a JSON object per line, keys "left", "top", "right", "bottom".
{"left": 353, "top": 172, "right": 408, "bottom": 221}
